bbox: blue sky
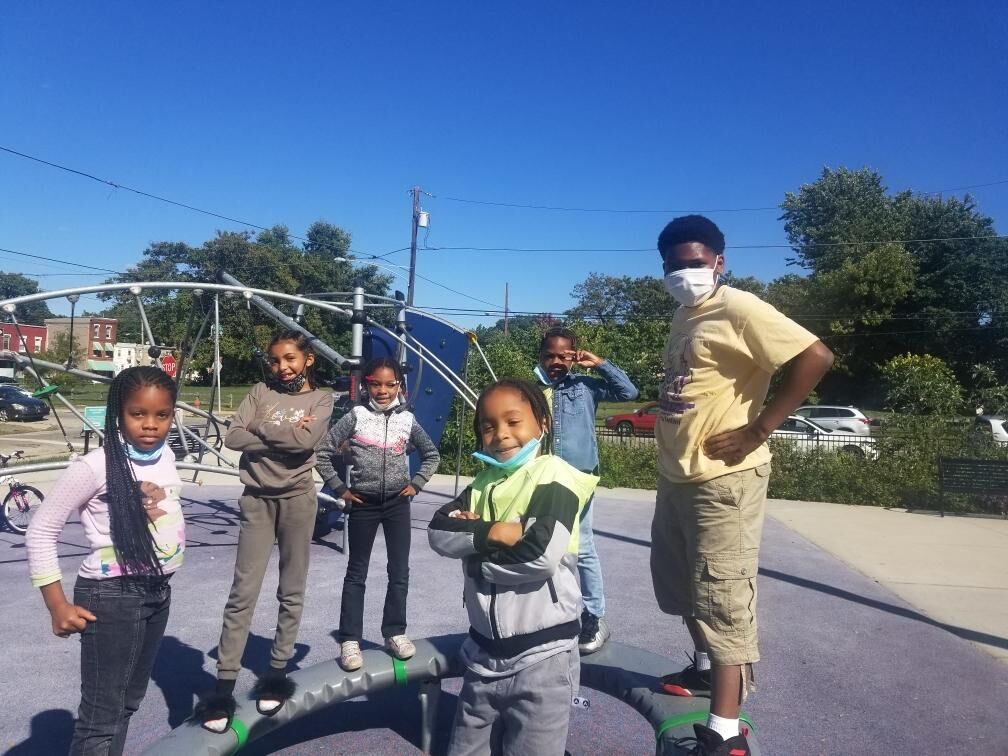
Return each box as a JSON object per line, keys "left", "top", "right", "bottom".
{"left": 2, "top": 2, "right": 1006, "bottom": 326}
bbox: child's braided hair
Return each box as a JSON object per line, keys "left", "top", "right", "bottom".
{"left": 473, "top": 379, "right": 553, "bottom": 454}
{"left": 103, "top": 366, "right": 178, "bottom": 575}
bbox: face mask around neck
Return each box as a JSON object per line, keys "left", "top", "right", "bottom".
{"left": 272, "top": 372, "right": 308, "bottom": 394}
{"left": 124, "top": 440, "right": 165, "bottom": 462}
{"left": 472, "top": 433, "right": 544, "bottom": 472}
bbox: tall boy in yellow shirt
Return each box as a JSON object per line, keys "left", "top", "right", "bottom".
{"left": 651, "top": 215, "right": 833, "bottom": 755}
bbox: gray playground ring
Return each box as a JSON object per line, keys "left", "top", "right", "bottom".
{"left": 141, "top": 634, "right": 759, "bottom": 755}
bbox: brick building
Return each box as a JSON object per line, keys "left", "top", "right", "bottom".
{"left": 44, "top": 317, "right": 118, "bottom": 374}
{"left": 0, "top": 323, "right": 47, "bottom": 355}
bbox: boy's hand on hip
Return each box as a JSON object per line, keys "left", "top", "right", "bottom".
{"left": 450, "top": 510, "right": 480, "bottom": 520}
{"left": 487, "top": 522, "right": 523, "bottom": 547}
{"left": 50, "top": 602, "right": 97, "bottom": 638}
{"left": 703, "top": 424, "right": 768, "bottom": 465}
{"left": 399, "top": 484, "right": 417, "bottom": 497}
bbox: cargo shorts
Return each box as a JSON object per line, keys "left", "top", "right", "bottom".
{"left": 650, "top": 463, "right": 770, "bottom": 666}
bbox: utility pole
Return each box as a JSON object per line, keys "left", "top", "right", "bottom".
{"left": 407, "top": 185, "right": 421, "bottom": 306}
{"left": 503, "top": 282, "right": 509, "bottom": 338}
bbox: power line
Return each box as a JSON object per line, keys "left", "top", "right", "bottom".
{"left": 418, "top": 234, "right": 1008, "bottom": 255}
{"left": 920, "top": 179, "right": 1008, "bottom": 195}
{"left": 433, "top": 193, "right": 779, "bottom": 214}
{"left": 0, "top": 245, "right": 122, "bottom": 274}
{"left": 0, "top": 144, "right": 396, "bottom": 261}
{"left": 433, "top": 178, "right": 1008, "bottom": 215}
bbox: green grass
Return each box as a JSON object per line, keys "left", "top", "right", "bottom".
{"left": 19, "top": 383, "right": 257, "bottom": 412}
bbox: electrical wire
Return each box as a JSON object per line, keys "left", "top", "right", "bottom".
{"left": 0, "top": 245, "right": 122, "bottom": 274}
{"left": 417, "top": 234, "right": 1008, "bottom": 254}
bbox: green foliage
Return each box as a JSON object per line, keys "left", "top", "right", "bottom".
{"left": 770, "top": 415, "right": 1005, "bottom": 514}
{"left": 0, "top": 272, "right": 55, "bottom": 325}
{"left": 880, "top": 353, "right": 964, "bottom": 415}
{"left": 597, "top": 441, "right": 658, "bottom": 489}
{"left": 566, "top": 273, "right": 675, "bottom": 324}
{"left": 779, "top": 166, "right": 1008, "bottom": 402}
{"left": 35, "top": 333, "right": 87, "bottom": 392}
{"left": 967, "top": 363, "right": 1008, "bottom": 415}
{"left": 96, "top": 223, "right": 390, "bottom": 385}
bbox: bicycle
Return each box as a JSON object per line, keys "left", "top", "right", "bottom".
{"left": 0, "top": 450, "right": 44, "bottom": 535}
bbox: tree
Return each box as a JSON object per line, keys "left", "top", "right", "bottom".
{"left": 723, "top": 274, "right": 767, "bottom": 299}
{"left": 880, "top": 353, "right": 963, "bottom": 415}
{"left": 567, "top": 274, "right": 675, "bottom": 323}
{"left": 97, "top": 223, "right": 392, "bottom": 384}
{"left": 779, "top": 166, "right": 1008, "bottom": 401}
{"left": 0, "top": 272, "right": 55, "bottom": 325}
{"left": 967, "top": 364, "right": 1008, "bottom": 415}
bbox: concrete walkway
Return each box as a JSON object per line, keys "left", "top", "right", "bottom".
{"left": 767, "top": 499, "right": 1008, "bottom": 664}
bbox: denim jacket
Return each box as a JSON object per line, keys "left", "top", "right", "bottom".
{"left": 539, "top": 361, "right": 639, "bottom": 473}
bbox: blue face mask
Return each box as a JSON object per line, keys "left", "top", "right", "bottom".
{"left": 124, "top": 440, "right": 165, "bottom": 462}
{"left": 472, "top": 433, "right": 544, "bottom": 472}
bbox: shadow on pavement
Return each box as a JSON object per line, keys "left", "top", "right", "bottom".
{"left": 760, "top": 566, "right": 1008, "bottom": 651}
{"left": 4, "top": 708, "right": 75, "bottom": 755}
{"left": 241, "top": 685, "right": 459, "bottom": 756}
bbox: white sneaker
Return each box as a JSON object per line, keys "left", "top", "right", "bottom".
{"left": 339, "top": 641, "right": 363, "bottom": 671}
{"left": 385, "top": 634, "right": 416, "bottom": 660}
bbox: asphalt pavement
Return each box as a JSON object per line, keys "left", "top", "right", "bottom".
{"left": 1, "top": 469, "right": 1006, "bottom": 754}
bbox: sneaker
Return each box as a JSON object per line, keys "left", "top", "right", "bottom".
{"left": 339, "top": 640, "right": 363, "bottom": 671}
{"left": 679, "top": 724, "right": 751, "bottom": 755}
{"left": 385, "top": 634, "right": 416, "bottom": 660}
{"left": 578, "top": 611, "right": 611, "bottom": 654}
{"left": 658, "top": 654, "right": 712, "bottom": 697}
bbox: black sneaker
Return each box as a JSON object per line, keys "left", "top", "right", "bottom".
{"left": 679, "top": 724, "right": 750, "bottom": 755}
{"left": 658, "top": 654, "right": 711, "bottom": 696}
{"left": 578, "top": 610, "right": 611, "bottom": 654}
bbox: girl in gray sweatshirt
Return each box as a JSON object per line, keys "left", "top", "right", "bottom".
{"left": 316, "top": 357, "right": 440, "bottom": 672}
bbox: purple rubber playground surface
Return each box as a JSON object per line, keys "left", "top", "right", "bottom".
{"left": 2, "top": 482, "right": 1007, "bottom": 754}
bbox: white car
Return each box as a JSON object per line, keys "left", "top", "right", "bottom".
{"left": 970, "top": 415, "right": 1008, "bottom": 447}
{"left": 793, "top": 405, "right": 872, "bottom": 435}
{"left": 771, "top": 416, "right": 878, "bottom": 459}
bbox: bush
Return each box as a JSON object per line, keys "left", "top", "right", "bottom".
{"left": 880, "top": 353, "right": 963, "bottom": 415}
{"left": 437, "top": 416, "right": 1007, "bottom": 515}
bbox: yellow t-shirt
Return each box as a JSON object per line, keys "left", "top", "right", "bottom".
{"left": 656, "top": 285, "right": 819, "bottom": 483}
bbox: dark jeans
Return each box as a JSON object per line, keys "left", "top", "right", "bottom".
{"left": 70, "top": 575, "right": 172, "bottom": 756}
{"left": 339, "top": 494, "right": 411, "bottom": 641}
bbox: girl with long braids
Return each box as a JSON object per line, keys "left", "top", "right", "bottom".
{"left": 26, "top": 366, "right": 183, "bottom": 756}
{"left": 198, "top": 330, "right": 333, "bottom": 732}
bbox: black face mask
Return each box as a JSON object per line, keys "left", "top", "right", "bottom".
{"left": 271, "top": 372, "right": 308, "bottom": 394}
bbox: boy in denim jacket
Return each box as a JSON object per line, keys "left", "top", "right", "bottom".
{"left": 535, "top": 327, "right": 638, "bottom": 652}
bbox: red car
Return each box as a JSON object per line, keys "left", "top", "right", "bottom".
{"left": 603, "top": 403, "right": 660, "bottom": 436}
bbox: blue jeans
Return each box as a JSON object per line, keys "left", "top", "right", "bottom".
{"left": 578, "top": 495, "right": 605, "bottom": 618}
{"left": 70, "top": 575, "right": 171, "bottom": 756}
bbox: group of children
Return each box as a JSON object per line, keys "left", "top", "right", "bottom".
{"left": 25, "top": 214, "right": 832, "bottom": 756}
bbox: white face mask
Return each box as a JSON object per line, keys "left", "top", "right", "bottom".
{"left": 663, "top": 266, "right": 720, "bottom": 307}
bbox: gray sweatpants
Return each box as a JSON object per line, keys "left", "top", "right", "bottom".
{"left": 216, "top": 490, "right": 317, "bottom": 680}
{"left": 448, "top": 648, "right": 580, "bottom": 756}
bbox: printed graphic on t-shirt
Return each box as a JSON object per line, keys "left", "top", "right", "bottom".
{"left": 98, "top": 483, "right": 185, "bottom": 576}
{"left": 264, "top": 405, "right": 308, "bottom": 426}
{"left": 658, "top": 334, "right": 698, "bottom": 424}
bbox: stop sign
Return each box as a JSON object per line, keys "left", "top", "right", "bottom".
{"left": 160, "top": 353, "right": 178, "bottom": 378}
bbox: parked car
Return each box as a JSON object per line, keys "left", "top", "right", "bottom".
{"left": 969, "top": 415, "right": 1008, "bottom": 447}
{"left": 604, "top": 403, "right": 660, "bottom": 436}
{"left": 771, "top": 416, "right": 878, "bottom": 459}
{"left": 0, "top": 385, "right": 50, "bottom": 422}
{"left": 793, "top": 405, "right": 872, "bottom": 435}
